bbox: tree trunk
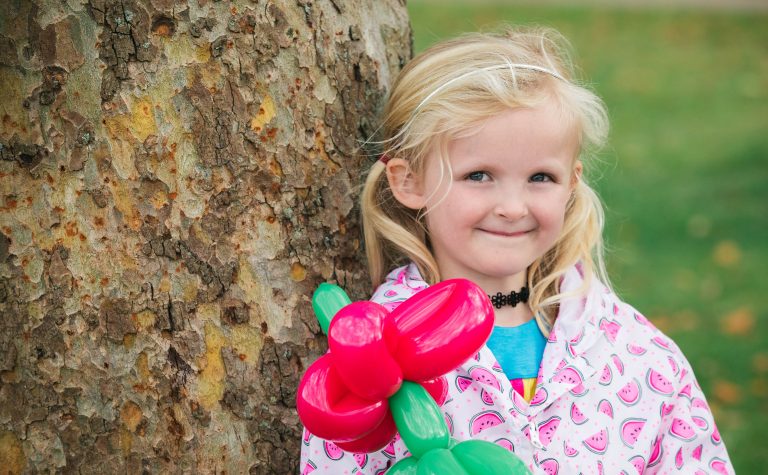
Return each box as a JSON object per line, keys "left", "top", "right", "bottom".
{"left": 0, "top": 0, "right": 410, "bottom": 472}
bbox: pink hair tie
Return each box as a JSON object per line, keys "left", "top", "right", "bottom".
{"left": 379, "top": 153, "right": 391, "bottom": 164}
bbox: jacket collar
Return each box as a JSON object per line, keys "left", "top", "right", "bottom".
{"left": 379, "top": 263, "right": 618, "bottom": 416}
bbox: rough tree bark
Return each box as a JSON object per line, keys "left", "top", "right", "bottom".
{"left": 0, "top": 0, "right": 410, "bottom": 472}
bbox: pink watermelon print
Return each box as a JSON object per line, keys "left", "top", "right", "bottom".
{"left": 444, "top": 412, "right": 454, "bottom": 436}
{"left": 599, "top": 318, "right": 622, "bottom": 343}
{"left": 710, "top": 458, "right": 730, "bottom": 475}
{"left": 647, "top": 368, "right": 674, "bottom": 396}
{"left": 647, "top": 435, "right": 663, "bottom": 467}
{"left": 599, "top": 364, "right": 613, "bottom": 385}
{"left": 651, "top": 335, "right": 672, "bottom": 351}
{"left": 552, "top": 366, "right": 584, "bottom": 386}
{"left": 691, "top": 415, "right": 709, "bottom": 431}
{"left": 628, "top": 455, "right": 646, "bottom": 474}
{"left": 302, "top": 428, "right": 311, "bottom": 446}
{"left": 711, "top": 424, "right": 722, "bottom": 444}
{"left": 675, "top": 447, "right": 684, "bottom": 469}
{"left": 598, "top": 399, "right": 614, "bottom": 418}
{"left": 383, "top": 289, "right": 397, "bottom": 298}
{"left": 667, "top": 355, "right": 680, "bottom": 375}
{"left": 539, "top": 458, "right": 559, "bottom": 475}
{"left": 612, "top": 353, "right": 625, "bottom": 375}
{"left": 563, "top": 441, "right": 579, "bottom": 457}
{"left": 627, "top": 343, "right": 647, "bottom": 355}
{"left": 301, "top": 460, "right": 316, "bottom": 475}
{"left": 538, "top": 416, "right": 561, "bottom": 447}
{"left": 660, "top": 402, "right": 675, "bottom": 418}
{"left": 324, "top": 441, "right": 343, "bottom": 460}
{"left": 353, "top": 453, "right": 368, "bottom": 468}
{"left": 692, "top": 444, "right": 703, "bottom": 461}
{"left": 382, "top": 440, "right": 396, "bottom": 458}
{"left": 669, "top": 417, "right": 696, "bottom": 441}
{"left": 679, "top": 383, "right": 693, "bottom": 399}
{"left": 620, "top": 417, "right": 646, "bottom": 448}
{"left": 555, "top": 359, "right": 568, "bottom": 373}
{"left": 634, "top": 312, "right": 650, "bottom": 326}
{"left": 570, "top": 382, "right": 589, "bottom": 397}
{"left": 530, "top": 387, "right": 548, "bottom": 406}
{"left": 456, "top": 375, "right": 473, "bottom": 392}
{"left": 480, "top": 388, "right": 494, "bottom": 405}
{"left": 617, "top": 378, "right": 642, "bottom": 405}
{"left": 495, "top": 438, "right": 514, "bottom": 451}
{"left": 692, "top": 397, "right": 710, "bottom": 411}
{"left": 583, "top": 428, "right": 609, "bottom": 454}
{"left": 469, "top": 410, "right": 505, "bottom": 435}
{"left": 491, "top": 361, "right": 503, "bottom": 373}
{"left": 570, "top": 402, "right": 588, "bottom": 424}
{"left": 469, "top": 366, "right": 502, "bottom": 391}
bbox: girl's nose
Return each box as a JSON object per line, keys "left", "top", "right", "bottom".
{"left": 493, "top": 191, "right": 528, "bottom": 220}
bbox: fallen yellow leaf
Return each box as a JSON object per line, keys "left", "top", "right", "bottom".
{"left": 712, "top": 380, "right": 741, "bottom": 405}
{"left": 721, "top": 307, "right": 755, "bottom": 336}
{"left": 713, "top": 240, "right": 742, "bottom": 267}
{"left": 752, "top": 353, "right": 768, "bottom": 373}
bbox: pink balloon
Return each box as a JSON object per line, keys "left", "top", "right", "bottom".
{"left": 390, "top": 279, "right": 494, "bottom": 382}
{"left": 296, "top": 354, "right": 389, "bottom": 442}
{"left": 420, "top": 376, "right": 449, "bottom": 407}
{"left": 335, "top": 410, "right": 397, "bottom": 453}
{"left": 329, "top": 301, "right": 403, "bottom": 401}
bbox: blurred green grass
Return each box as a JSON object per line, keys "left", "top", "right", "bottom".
{"left": 408, "top": 2, "right": 768, "bottom": 472}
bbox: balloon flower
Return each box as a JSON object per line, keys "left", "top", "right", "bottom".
{"left": 297, "top": 280, "right": 530, "bottom": 474}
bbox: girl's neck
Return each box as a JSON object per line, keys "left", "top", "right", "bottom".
{"left": 493, "top": 303, "right": 534, "bottom": 327}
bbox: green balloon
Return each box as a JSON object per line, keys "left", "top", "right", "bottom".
{"left": 311, "top": 283, "right": 351, "bottom": 334}
{"left": 387, "top": 457, "right": 419, "bottom": 475}
{"left": 451, "top": 440, "right": 530, "bottom": 475}
{"left": 416, "top": 449, "right": 467, "bottom": 475}
{"left": 389, "top": 381, "right": 450, "bottom": 458}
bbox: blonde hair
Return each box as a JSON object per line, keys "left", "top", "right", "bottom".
{"left": 361, "top": 27, "right": 610, "bottom": 331}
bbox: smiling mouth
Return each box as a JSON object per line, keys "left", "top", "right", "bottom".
{"left": 479, "top": 228, "right": 530, "bottom": 237}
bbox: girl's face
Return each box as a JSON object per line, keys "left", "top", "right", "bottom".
{"left": 390, "top": 100, "right": 581, "bottom": 288}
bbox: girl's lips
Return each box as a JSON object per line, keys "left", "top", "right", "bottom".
{"left": 478, "top": 228, "right": 530, "bottom": 237}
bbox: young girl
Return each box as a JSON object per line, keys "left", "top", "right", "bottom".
{"left": 300, "top": 27, "right": 733, "bottom": 474}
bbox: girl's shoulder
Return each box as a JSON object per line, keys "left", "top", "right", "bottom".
{"left": 370, "top": 263, "right": 429, "bottom": 309}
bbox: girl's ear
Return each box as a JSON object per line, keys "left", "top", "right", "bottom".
{"left": 385, "top": 158, "right": 427, "bottom": 210}
{"left": 570, "top": 160, "right": 583, "bottom": 190}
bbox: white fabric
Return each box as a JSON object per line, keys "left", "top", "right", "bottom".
{"left": 299, "top": 263, "right": 733, "bottom": 474}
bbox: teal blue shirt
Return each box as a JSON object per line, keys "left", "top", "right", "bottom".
{"left": 486, "top": 318, "right": 547, "bottom": 380}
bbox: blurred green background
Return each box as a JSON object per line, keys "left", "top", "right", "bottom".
{"left": 407, "top": 1, "right": 767, "bottom": 472}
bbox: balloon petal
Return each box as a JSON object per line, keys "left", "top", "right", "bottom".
{"left": 386, "top": 456, "right": 419, "bottom": 475}
{"left": 389, "top": 381, "right": 450, "bottom": 458}
{"left": 451, "top": 440, "right": 530, "bottom": 474}
{"left": 296, "top": 354, "right": 388, "bottom": 441}
{"left": 335, "top": 410, "right": 397, "bottom": 453}
{"left": 420, "top": 376, "right": 449, "bottom": 406}
{"left": 390, "top": 279, "right": 494, "bottom": 382}
{"left": 416, "top": 448, "right": 468, "bottom": 475}
{"left": 312, "top": 283, "right": 351, "bottom": 334}
{"left": 329, "top": 301, "right": 403, "bottom": 401}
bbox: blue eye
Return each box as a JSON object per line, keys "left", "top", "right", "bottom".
{"left": 466, "top": 171, "right": 489, "bottom": 182}
{"left": 530, "top": 173, "right": 554, "bottom": 183}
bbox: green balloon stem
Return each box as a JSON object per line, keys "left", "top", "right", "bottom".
{"left": 311, "top": 283, "right": 351, "bottom": 334}
{"left": 389, "top": 381, "right": 450, "bottom": 459}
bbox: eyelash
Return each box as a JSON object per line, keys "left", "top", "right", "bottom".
{"left": 465, "top": 171, "right": 489, "bottom": 182}
{"left": 464, "top": 171, "right": 557, "bottom": 183}
{"left": 530, "top": 173, "right": 556, "bottom": 183}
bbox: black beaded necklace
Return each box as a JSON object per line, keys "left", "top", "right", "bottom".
{"left": 488, "top": 286, "right": 530, "bottom": 309}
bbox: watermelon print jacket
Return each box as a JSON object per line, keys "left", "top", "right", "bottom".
{"left": 299, "top": 263, "right": 733, "bottom": 475}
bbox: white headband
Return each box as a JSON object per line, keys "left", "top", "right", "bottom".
{"left": 415, "top": 63, "right": 565, "bottom": 114}
{"left": 379, "top": 63, "right": 566, "bottom": 153}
